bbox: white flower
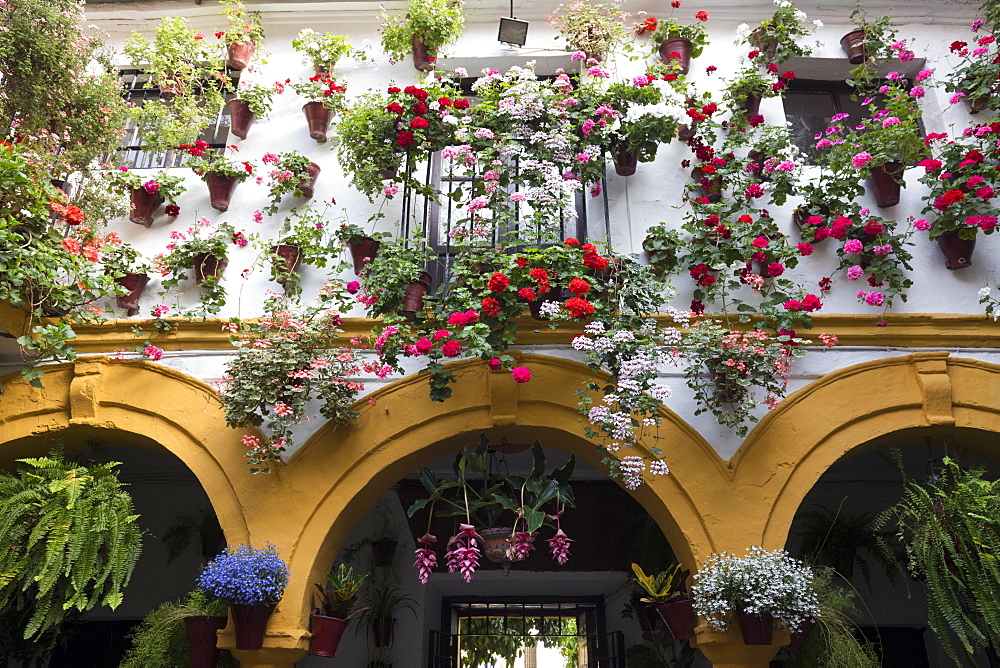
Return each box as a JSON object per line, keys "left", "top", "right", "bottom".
{"left": 978, "top": 286, "right": 991, "bottom": 299}
{"left": 813, "top": 19, "right": 824, "bottom": 28}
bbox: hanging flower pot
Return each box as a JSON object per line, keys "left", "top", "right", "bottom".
{"left": 677, "top": 124, "right": 696, "bottom": 141}
{"left": 50, "top": 178, "right": 72, "bottom": 196}
{"left": 749, "top": 28, "right": 778, "bottom": 60}
{"left": 936, "top": 230, "right": 976, "bottom": 270}
{"left": 411, "top": 36, "right": 435, "bottom": 72}
{"left": 314, "top": 63, "right": 336, "bottom": 76}
{"left": 658, "top": 37, "right": 692, "bottom": 74}
{"left": 349, "top": 237, "right": 381, "bottom": 276}
{"left": 966, "top": 94, "right": 989, "bottom": 114}
{"left": 205, "top": 172, "right": 239, "bottom": 212}
{"left": 782, "top": 618, "right": 816, "bottom": 653}
{"left": 691, "top": 167, "right": 722, "bottom": 202}
{"left": 269, "top": 243, "right": 302, "bottom": 287}
{"left": 193, "top": 253, "right": 229, "bottom": 286}
{"left": 114, "top": 273, "right": 150, "bottom": 312}
{"left": 226, "top": 41, "right": 256, "bottom": 70}
{"left": 479, "top": 527, "right": 516, "bottom": 575}
{"left": 655, "top": 599, "right": 696, "bottom": 640}
{"left": 298, "top": 162, "right": 321, "bottom": 198}
{"left": 371, "top": 617, "right": 395, "bottom": 648}
{"left": 309, "top": 613, "right": 348, "bottom": 658}
{"left": 159, "top": 81, "right": 181, "bottom": 100}
{"left": 528, "top": 287, "right": 563, "bottom": 321}
{"left": 742, "top": 94, "right": 762, "bottom": 118}
{"left": 231, "top": 603, "right": 276, "bottom": 651}
{"left": 839, "top": 29, "right": 866, "bottom": 64}
{"left": 635, "top": 602, "right": 660, "bottom": 633}
{"left": 400, "top": 272, "right": 433, "bottom": 318}
{"left": 735, "top": 608, "right": 774, "bottom": 645}
{"left": 129, "top": 188, "right": 165, "bottom": 227}
{"left": 302, "top": 101, "right": 332, "bottom": 142}
{"left": 370, "top": 538, "right": 398, "bottom": 568}
{"left": 866, "top": 161, "right": 904, "bottom": 208}
{"left": 610, "top": 140, "right": 638, "bottom": 177}
{"left": 792, "top": 204, "right": 831, "bottom": 242}
{"left": 184, "top": 615, "right": 228, "bottom": 668}
{"left": 228, "top": 99, "right": 256, "bottom": 139}
{"left": 706, "top": 358, "right": 745, "bottom": 404}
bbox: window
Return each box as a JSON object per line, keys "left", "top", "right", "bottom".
{"left": 116, "top": 69, "right": 237, "bottom": 169}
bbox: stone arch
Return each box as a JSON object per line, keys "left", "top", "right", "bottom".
{"left": 273, "top": 353, "right": 726, "bottom": 650}
{"left": 732, "top": 352, "right": 1000, "bottom": 551}
{"left": 0, "top": 357, "right": 254, "bottom": 545}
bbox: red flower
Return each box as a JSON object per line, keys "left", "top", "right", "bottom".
{"left": 441, "top": 340, "right": 462, "bottom": 357}
{"left": 438, "top": 97, "right": 452, "bottom": 107}
{"left": 514, "top": 257, "right": 529, "bottom": 267}
{"left": 568, "top": 277, "right": 591, "bottom": 295}
{"left": 751, "top": 236, "right": 769, "bottom": 248}
{"left": 690, "top": 263, "right": 710, "bottom": 279}
{"left": 583, "top": 252, "right": 608, "bottom": 271}
{"left": 748, "top": 50, "right": 761, "bottom": 59}
{"left": 797, "top": 242, "right": 814, "bottom": 256}
{"left": 564, "top": 237, "right": 580, "bottom": 246}
{"left": 863, "top": 221, "right": 883, "bottom": 235}
{"left": 481, "top": 297, "right": 501, "bottom": 317}
{"left": 412, "top": 102, "right": 428, "bottom": 115}
{"left": 518, "top": 287, "right": 537, "bottom": 301}
{"left": 801, "top": 294, "right": 823, "bottom": 312}
{"left": 671, "top": 0, "right": 680, "bottom": 7}
{"left": 950, "top": 40, "right": 968, "bottom": 52}
{"left": 164, "top": 205, "right": 180, "bottom": 216}
{"left": 565, "top": 297, "right": 595, "bottom": 319}
{"left": 695, "top": 10, "right": 709, "bottom": 21}
{"left": 410, "top": 117, "right": 430, "bottom": 129}
{"left": 767, "top": 262, "right": 785, "bottom": 277}
{"left": 488, "top": 272, "right": 510, "bottom": 292}
{"left": 635, "top": 17, "right": 658, "bottom": 35}
{"left": 386, "top": 102, "right": 404, "bottom": 114}
{"left": 934, "top": 189, "right": 965, "bottom": 210}
{"left": 706, "top": 65, "right": 717, "bottom": 73}
{"left": 738, "top": 214, "right": 753, "bottom": 224}
{"left": 387, "top": 86, "right": 401, "bottom": 93}
{"left": 529, "top": 268, "right": 549, "bottom": 281}
{"left": 242, "top": 161, "right": 253, "bottom": 174}
{"left": 397, "top": 130, "right": 415, "bottom": 147}
{"left": 214, "top": 31, "right": 225, "bottom": 39}
{"left": 784, "top": 299, "right": 802, "bottom": 311}
{"left": 698, "top": 275, "right": 716, "bottom": 287}
{"left": 780, "top": 70, "right": 796, "bottom": 80}
{"left": 452, "top": 98, "right": 470, "bottom": 110}
{"left": 410, "top": 88, "right": 429, "bottom": 102}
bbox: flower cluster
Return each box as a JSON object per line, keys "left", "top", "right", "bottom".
{"left": 196, "top": 543, "right": 290, "bottom": 605}
{"left": 943, "top": 21, "right": 1000, "bottom": 112}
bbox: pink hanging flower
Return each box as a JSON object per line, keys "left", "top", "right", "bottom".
{"left": 512, "top": 530, "right": 536, "bottom": 561}
{"left": 445, "top": 524, "right": 482, "bottom": 583}
{"left": 547, "top": 529, "right": 573, "bottom": 565}
{"left": 413, "top": 534, "right": 438, "bottom": 585}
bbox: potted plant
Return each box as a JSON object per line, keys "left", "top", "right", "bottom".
{"left": 101, "top": 243, "right": 153, "bottom": 313}
{"left": 180, "top": 142, "right": 255, "bottom": 212}
{"left": 548, "top": 0, "right": 630, "bottom": 62}
{"left": 331, "top": 222, "right": 390, "bottom": 276}
{"left": 643, "top": 8, "right": 710, "bottom": 74}
{"left": 196, "top": 543, "right": 290, "bottom": 651}
{"left": 292, "top": 29, "right": 356, "bottom": 73}
{"left": 355, "top": 578, "right": 417, "bottom": 648}
{"left": 226, "top": 79, "right": 279, "bottom": 139}
{"left": 262, "top": 151, "right": 321, "bottom": 214}
{"left": 691, "top": 546, "right": 820, "bottom": 646}
{"left": 311, "top": 564, "right": 369, "bottom": 657}
{"left": 290, "top": 74, "right": 348, "bottom": 142}
{"left": 631, "top": 563, "right": 695, "bottom": 640}
{"left": 723, "top": 66, "right": 780, "bottom": 119}
{"left": 917, "top": 123, "right": 1000, "bottom": 268}
{"left": 266, "top": 204, "right": 337, "bottom": 294}
{"left": 216, "top": 0, "right": 264, "bottom": 70}
{"left": 786, "top": 568, "right": 879, "bottom": 663}
{"left": 738, "top": 0, "right": 819, "bottom": 65}
{"left": 379, "top": 0, "right": 465, "bottom": 71}
{"left": 358, "top": 235, "right": 434, "bottom": 318}
{"left": 104, "top": 167, "right": 186, "bottom": 227}
{"left": 943, "top": 22, "right": 1000, "bottom": 112}
{"left": 156, "top": 220, "right": 238, "bottom": 320}
{"left": 840, "top": 3, "right": 899, "bottom": 68}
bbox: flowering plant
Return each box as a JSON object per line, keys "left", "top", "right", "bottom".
{"left": 737, "top": 0, "right": 819, "bottom": 66}
{"left": 917, "top": 123, "right": 1000, "bottom": 240}
{"left": 407, "top": 434, "right": 576, "bottom": 583}
{"left": 291, "top": 29, "right": 356, "bottom": 72}
{"left": 216, "top": 0, "right": 264, "bottom": 46}
{"left": 155, "top": 219, "right": 237, "bottom": 316}
{"left": 229, "top": 78, "right": 279, "bottom": 118}
{"left": 548, "top": 0, "right": 631, "bottom": 61}
{"left": 679, "top": 319, "right": 806, "bottom": 437}
{"left": 181, "top": 142, "right": 255, "bottom": 181}
{"left": 844, "top": 5, "right": 907, "bottom": 91}
{"left": 103, "top": 167, "right": 187, "bottom": 205}
{"left": 586, "top": 76, "right": 682, "bottom": 162}
{"left": 723, "top": 65, "right": 783, "bottom": 115}
{"left": 263, "top": 204, "right": 338, "bottom": 294}
{"left": 357, "top": 235, "right": 434, "bottom": 317}
{"left": 218, "top": 292, "right": 364, "bottom": 473}
{"left": 100, "top": 242, "right": 152, "bottom": 279}
{"left": 647, "top": 8, "right": 711, "bottom": 58}
{"left": 379, "top": 0, "right": 465, "bottom": 63}
{"left": 691, "top": 547, "right": 820, "bottom": 633}
{"left": 943, "top": 25, "right": 1000, "bottom": 111}
{"left": 196, "top": 543, "right": 290, "bottom": 605}
{"left": 262, "top": 151, "right": 317, "bottom": 214}
{"left": 289, "top": 73, "right": 348, "bottom": 109}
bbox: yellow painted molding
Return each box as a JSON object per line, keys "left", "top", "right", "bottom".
{"left": 22, "top": 312, "right": 1000, "bottom": 353}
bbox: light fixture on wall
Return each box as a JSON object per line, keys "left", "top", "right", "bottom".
{"left": 498, "top": 0, "right": 528, "bottom": 47}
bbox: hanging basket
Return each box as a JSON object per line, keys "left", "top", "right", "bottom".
{"left": 866, "top": 162, "right": 904, "bottom": 208}
{"left": 748, "top": 28, "right": 779, "bottom": 60}
{"left": 184, "top": 615, "right": 228, "bottom": 668}
{"left": 528, "top": 287, "right": 563, "bottom": 321}
{"left": 479, "top": 527, "right": 516, "bottom": 575}
{"left": 400, "top": 272, "right": 433, "bottom": 318}
{"left": 226, "top": 41, "right": 256, "bottom": 70}
{"left": 193, "top": 253, "right": 229, "bottom": 286}
{"left": 309, "top": 613, "right": 348, "bottom": 658}
{"left": 411, "top": 36, "right": 435, "bottom": 72}
{"left": 298, "top": 162, "right": 321, "bottom": 198}
{"left": 635, "top": 601, "right": 660, "bottom": 632}
{"left": 966, "top": 95, "right": 990, "bottom": 113}
{"left": 205, "top": 172, "right": 239, "bottom": 212}
{"left": 349, "top": 237, "right": 381, "bottom": 276}
{"left": 270, "top": 243, "right": 303, "bottom": 287}
{"left": 371, "top": 617, "right": 396, "bottom": 648}
{"left": 129, "top": 188, "right": 164, "bottom": 227}
{"left": 228, "top": 99, "right": 256, "bottom": 139}
{"left": 654, "top": 599, "right": 696, "bottom": 640}
{"left": 114, "top": 273, "right": 150, "bottom": 312}
{"left": 735, "top": 608, "right": 774, "bottom": 645}
{"left": 658, "top": 37, "right": 692, "bottom": 74}
{"left": 231, "top": 603, "right": 276, "bottom": 651}
{"left": 839, "top": 29, "right": 866, "bottom": 64}
{"left": 610, "top": 140, "right": 638, "bottom": 177}
{"left": 936, "top": 229, "right": 977, "bottom": 270}
{"left": 706, "top": 358, "right": 745, "bottom": 404}
{"left": 302, "top": 101, "right": 332, "bottom": 142}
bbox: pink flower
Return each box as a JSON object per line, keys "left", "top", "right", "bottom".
{"left": 852, "top": 152, "right": 872, "bottom": 167}
{"left": 252, "top": 209, "right": 264, "bottom": 223}
{"left": 488, "top": 357, "right": 501, "bottom": 371}
{"left": 445, "top": 524, "right": 482, "bottom": 583}
{"left": 909, "top": 86, "right": 925, "bottom": 98}
{"left": 547, "top": 529, "right": 573, "bottom": 565}
{"left": 433, "top": 329, "right": 451, "bottom": 340}
{"left": 950, "top": 92, "right": 967, "bottom": 104}
{"left": 846, "top": 265, "right": 864, "bottom": 280}
{"left": 414, "top": 534, "right": 437, "bottom": 585}
{"left": 143, "top": 180, "right": 160, "bottom": 194}
{"left": 143, "top": 344, "right": 163, "bottom": 361}
{"left": 511, "top": 366, "right": 531, "bottom": 383}
{"left": 151, "top": 304, "right": 170, "bottom": 317}
{"left": 570, "top": 50, "right": 586, "bottom": 61}
{"left": 843, "top": 239, "right": 864, "bottom": 253}
{"left": 864, "top": 291, "right": 885, "bottom": 306}
{"left": 881, "top": 116, "right": 901, "bottom": 128}
{"left": 916, "top": 69, "right": 933, "bottom": 81}
{"left": 346, "top": 280, "right": 360, "bottom": 294}
{"left": 914, "top": 218, "right": 930, "bottom": 231}
{"left": 512, "top": 531, "right": 536, "bottom": 561}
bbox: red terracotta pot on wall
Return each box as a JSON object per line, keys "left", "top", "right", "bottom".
{"left": 228, "top": 99, "right": 256, "bottom": 139}
{"left": 205, "top": 172, "right": 240, "bottom": 212}
{"left": 302, "top": 102, "right": 332, "bottom": 142}
{"left": 226, "top": 41, "right": 256, "bottom": 70}
{"left": 658, "top": 37, "right": 692, "bottom": 74}
{"left": 129, "top": 188, "right": 164, "bottom": 227}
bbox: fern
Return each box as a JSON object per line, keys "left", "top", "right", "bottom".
{"left": 0, "top": 451, "right": 143, "bottom": 640}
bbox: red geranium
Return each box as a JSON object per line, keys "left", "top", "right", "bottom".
{"left": 565, "top": 297, "right": 595, "bottom": 319}
{"left": 518, "top": 287, "right": 537, "bottom": 301}
{"left": 568, "top": 277, "right": 590, "bottom": 295}
{"left": 452, "top": 98, "right": 470, "bottom": 110}
{"left": 488, "top": 272, "right": 510, "bottom": 292}
{"left": 410, "top": 117, "right": 430, "bottom": 129}
{"left": 441, "top": 340, "right": 462, "bottom": 358}
{"left": 481, "top": 297, "right": 501, "bottom": 317}
{"left": 397, "top": 131, "right": 415, "bottom": 147}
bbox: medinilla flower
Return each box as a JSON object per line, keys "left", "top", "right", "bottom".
{"left": 413, "top": 533, "right": 437, "bottom": 585}
{"left": 547, "top": 529, "right": 573, "bottom": 565}
{"left": 512, "top": 530, "right": 536, "bottom": 561}
{"left": 445, "top": 524, "right": 482, "bottom": 583}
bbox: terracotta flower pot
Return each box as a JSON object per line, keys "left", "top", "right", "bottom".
{"left": 866, "top": 161, "right": 904, "bottom": 208}
{"left": 635, "top": 601, "right": 660, "bottom": 632}
{"left": 742, "top": 94, "right": 762, "bottom": 118}
{"left": 610, "top": 140, "right": 638, "bottom": 177}
{"left": 270, "top": 243, "right": 302, "bottom": 287}
{"left": 314, "top": 62, "right": 336, "bottom": 76}
{"left": 348, "top": 237, "right": 381, "bottom": 276}
{"left": 371, "top": 617, "right": 395, "bottom": 648}
{"left": 735, "top": 608, "right": 774, "bottom": 645}
{"left": 114, "top": 273, "right": 150, "bottom": 312}
{"left": 302, "top": 101, "right": 332, "bottom": 142}
{"left": 792, "top": 204, "right": 831, "bottom": 241}
{"left": 655, "top": 599, "right": 696, "bottom": 640}
{"left": 691, "top": 167, "right": 722, "bottom": 202}
{"left": 129, "top": 188, "right": 164, "bottom": 227}
{"left": 193, "top": 253, "right": 228, "bottom": 286}
{"left": 297, "top": 162, "right": 321, "bottom": 198}
{"left": 936, "top": 229, "right": 976, "bottom": 270}
{"left": 226, "top": 41, "right": 256, "bottom": 70}
{"left": 309, "top": 613, "right": 347, "bottom": 658}
{"left": 400, "top": 272, "right": 433, "bottom": 318}
{"left": 411, "top": 36, "right": 435, "bottom": 72}
{"left": 966, "top": 95, "right": 989, "bottom": 113}
{"left": 749, "top": 27, "right": 778, "bottom": 59}
{"left": 159, "top": 81, "right": 181, "bottom": 100}
{"left": 677, "top": 124, "right": 696, "bottom": 141}
{"left": 205, "top": 172, "right": 239, "bottom": 212}
{"left": 184, "top": 615, "right": 228, "bottom": 668}
{"left": 658, "top": 37, "right": 692, "bottom": 74}
{"left": 783, "top": 618, "right": 816, "bottom": 653}
{"left": 840, "top": 29, "right": 866, "bottom": 64}
{"left": 50, "top": 178, "right": 72, "bottom": 196}
{"left": 706, "top": 358, "right": 745, "bottom": 404}
{"left": 228, "top": 98, "right": 256, "bottom": 139}
{"left": 479, "top": 527, "right": 516, "bottom": 574}
{"left": 231, "top": 603, "right": 276, "bottom": 651}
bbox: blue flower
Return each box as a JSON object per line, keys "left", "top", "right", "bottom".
{"left": 196, "top": 542, "right": 290, "bottom": 605}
